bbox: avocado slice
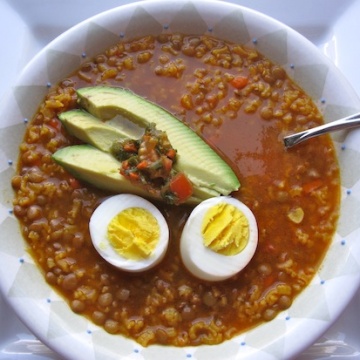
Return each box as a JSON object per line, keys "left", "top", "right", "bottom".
{"left": 76, "top": 86, "right": 240, "bottom": 198}
{"left": 59, "top": 109, "right": 144, "bottom": 152}
{"left": 53, "top": 144, "right": 203, "bottom": 204}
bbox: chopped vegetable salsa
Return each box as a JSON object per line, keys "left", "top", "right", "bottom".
{"left": 111, "top": 123, "right": 193, "bottom": 204}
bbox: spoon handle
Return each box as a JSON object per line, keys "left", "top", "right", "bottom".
{"left": 283, "top": 112, "right": 360, "bottom": 148}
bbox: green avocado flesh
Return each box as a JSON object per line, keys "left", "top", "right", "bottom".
{"left": 59, "top": 109, "right": 144, "bottom": 152}
{"left": 53, "top": 145, "right": 147, "bottom": 196}
{"left": 53, "top": 86, "right": 240, "bottom": 203}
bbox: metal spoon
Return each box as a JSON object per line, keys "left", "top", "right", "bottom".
{"left": 283, "top": 112, "right": 360, "bottom": 148}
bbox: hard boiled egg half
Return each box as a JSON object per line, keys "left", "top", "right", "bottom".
{"left": 180, "top": 196, "right": 258, "bottom": 281}
{"left": 89, "top": 194, "right": 169, "bottom": 272}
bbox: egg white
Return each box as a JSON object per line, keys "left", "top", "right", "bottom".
{"left": 89, "top": 194, "right": 169, "bottom": 272}
{"left": 180, "top": 196, "right": 258, "bottom": 281}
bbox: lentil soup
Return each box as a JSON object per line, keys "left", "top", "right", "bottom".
{"left": 12, "top": 34, "right": 340, "bottom": 347}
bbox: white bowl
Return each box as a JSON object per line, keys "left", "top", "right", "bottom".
{"left": 1, "top": 1, "right": 360, "bottom": 359}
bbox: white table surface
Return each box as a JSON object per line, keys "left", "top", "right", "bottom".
{"left": 1, "top": 1, "right": 359, "bottom": 359}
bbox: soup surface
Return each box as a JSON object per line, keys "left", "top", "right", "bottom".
{"left": 12, "top": 34, "right": 340, "bottom": 347}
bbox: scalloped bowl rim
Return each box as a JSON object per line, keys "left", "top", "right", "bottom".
{"left": 1, "top": 1, "right": 360, "bottom": 359}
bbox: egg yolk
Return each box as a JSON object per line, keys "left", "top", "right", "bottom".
{"left": 201, "top": 202, "right": 249, "bottom": 256}
{"left": 107, "top": 207, "right": 160, "bottom": 260}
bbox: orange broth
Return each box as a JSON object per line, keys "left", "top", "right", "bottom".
{"left": 12, "top": 34, "right": 340, "bottom": 346}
